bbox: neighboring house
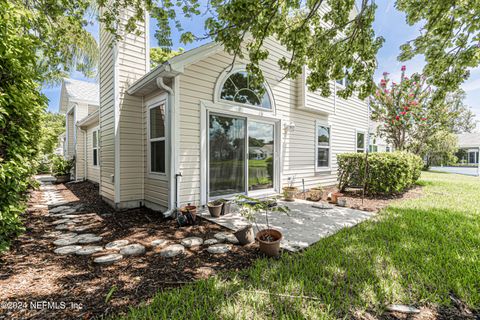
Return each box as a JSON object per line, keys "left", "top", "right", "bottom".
{"left": 457, "top": 133, "right": 480, "bottom": 164}
{"left": 369, "top": 121, "right": 393, "bottom": 153}
{"left": 93, "top": 5, "right": 370, "bottom": 214}
{"left": 59, "top": 78, "right": 100, "bottom": 183}
{"left": 55, "top": 132, "right": 66, "bottom": 156}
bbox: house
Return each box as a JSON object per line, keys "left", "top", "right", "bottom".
{"left": 456, "top": 133, "right": 480, "bottom": 164}
{"left": 59, "top": 78, "right": 100, "bottom": 183}
{"left": 369, "top": 121, "right": 394, "bottom": 153}
{"left": 61, "top": 6, "right": 370, "bottom": 214}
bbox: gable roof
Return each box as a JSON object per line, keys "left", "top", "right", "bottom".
{"left": 458, "top": 132, "right": 480, "bottom": 148}
{"left": 59, "top": 78, "right": 99, "bottom": 114}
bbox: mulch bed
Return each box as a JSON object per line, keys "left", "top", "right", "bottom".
{"left": 296, "top": 185, "right": 424, "bottom": 212}
{"left": 0, "top": 181, "right": 260, "bottom": 319}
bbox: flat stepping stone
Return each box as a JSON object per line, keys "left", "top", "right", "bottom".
{"left": 119, "top": 244, "right": 146, "bottom": 256}
{"left": 160, "top": 244, "right": 185, "bottom": 257}
{"left": 50, "top": 206, "right": 70, "bottom": 213}
{"left": 61, "top": 208, "right": 77, "bottom": 215}
{"left": 151, "top": 239, "right": 168, "bottom": 247}
{"left": 386, "top": 305, "right": 421, "bottom": 314}
{"left": 213, "top": 232, "right": 231, "bottom": 242}
{"left": 55, "top": 224, "right": 72, "bottom": 231}
{"left": 94, "top": 254, "right": 123, "bottom": 265}
{"left": 74, "top": 233, "right": 97, "bottom": 239}
{"left": 181, "top": 237, "right": 203, "bottom": 247}
{"left": 51, "top": 219, "right": 72, "bottom": 225}
{"left": 53, "top": 238, "right": 79, "bottom": 246}
{"left": 57, "top": 232, "right": 78, "bottom": 239}
{"left": 207, "top": 243, "right": 231, "bottom": 254}
{"left": 72, "top": 225, "right": 93, "bottom": 232}
{"left": 54, "top": 245, "right": 82, "bottom": 255}
{"left": 62, "top": 214, "right": 82, "bottom": 219}
{"left": 77, "top": 236, "right": 102, "bottom": 244}
{"left": 204, "top": 238, "right": 219, "bottom": 245}
{"left": 105, "top": 240, "right": 129, "bottom": 250}
{"left": 225, "top": 234, "right": 239, "bottom": 244}
{"left": 75, "top": 246, "right": 103, "bottom": 256}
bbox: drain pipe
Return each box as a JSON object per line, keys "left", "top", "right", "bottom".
{"left": 156, "top": 76, "right": 177, "bottom": 218}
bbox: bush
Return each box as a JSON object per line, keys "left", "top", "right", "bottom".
{"left": 337, "top": 152, "right": 423, "bottom": 195}
{"left": 51, "top": 155, "right": 74, "bottom": 176}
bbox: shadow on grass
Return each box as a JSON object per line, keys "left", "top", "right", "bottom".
{"left": 118, "top": 206, "right": 480, "bottom": 319}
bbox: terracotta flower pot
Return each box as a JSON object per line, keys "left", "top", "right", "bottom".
{"left": 283, "top": 187, "right": 297, "bottom": 202}
{"left": 256, "top": 229, "right": 283, "bottom": 257}
{"left": 207, "top": 202, "right": 222, "bottom": 218}
{"left": 330, "top": 192, "right": 343, "bottom": 204}
{"left": 181, "top": 205, "right": 197, "bottom": 222}
{"left": 234, "top": 225, "right": 255, "bottom": 245}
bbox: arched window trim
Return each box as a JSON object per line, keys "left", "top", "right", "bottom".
{"left": 214, "top": 65, "right": 276, "bottom": 113}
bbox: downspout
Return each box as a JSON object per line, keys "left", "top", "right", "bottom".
{"left": 156, "top": 76, "right": 177, "bottom": 217}
{"left": 81, "top": 128, "right": 87, "bottom": 181}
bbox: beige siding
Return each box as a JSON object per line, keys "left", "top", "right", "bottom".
{"left": 66, "top": 112, "right": 75, "bottom": 158}
{"left": 75, "top": 103, "right": 89, "bottom": 180}
{"left": 99, "top": 17, "right": 115, "bottom": 202}
{"left": 177, "top": 38, "right": 369, "bottom": 206}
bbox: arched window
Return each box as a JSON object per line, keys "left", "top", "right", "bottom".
{"left": 220, "top": 71, "right": 272, "bottom": 109}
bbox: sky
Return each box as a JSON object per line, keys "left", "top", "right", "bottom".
{"left": 43, "top": 0, "right": 480, "bottom": 127}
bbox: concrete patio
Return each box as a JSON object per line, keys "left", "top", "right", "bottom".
{"left": 200, "top": 199, "right": 374, "bottom": 252}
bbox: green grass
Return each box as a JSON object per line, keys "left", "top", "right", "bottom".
{"left": 118, "top": 172, "right": 480, "bottom": 319}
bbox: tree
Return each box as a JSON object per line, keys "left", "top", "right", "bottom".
{"left": 39, "top": 112, "right": 66, "bottom": 157}
{"left": 150, "top": 47, "right": 184, "bottom": 68}
{"left": 424, "top": 130, "right": 458, "bottom": 168}
{"left": 370, "top": 66, "right": 467, "bottom": 157}
{"left": 444, "top": 91, "right": 477, "bottom": 133}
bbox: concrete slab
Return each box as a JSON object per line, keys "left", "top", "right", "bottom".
{"left": 200, "top": 199, "right": 374, "bottom": 252}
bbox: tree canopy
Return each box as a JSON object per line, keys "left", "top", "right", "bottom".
{"left": 150, "top": 47, "right": 184, "bottom": 68}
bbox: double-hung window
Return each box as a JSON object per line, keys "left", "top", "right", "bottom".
{"left": 356, "top": 131, "right": 365, "bottom": 153}
{"left": 92, "top": 129, "right": 99, "bottom": 166}
{"left": 368, "top": 133, "right": 378, "bottom": 153}
{"left": 316, "top": 122, "right": 331, "bottom": 170}
{"left": 149, "top": 103, "right": 166, "bottom": 174}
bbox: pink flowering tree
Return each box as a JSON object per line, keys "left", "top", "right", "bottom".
{"left": 370, "top": 66, "right": 462, "bottom": 155}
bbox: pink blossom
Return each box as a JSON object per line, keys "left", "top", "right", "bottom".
{"left": 401, "top": 65, "right": 406, "bottom": 71}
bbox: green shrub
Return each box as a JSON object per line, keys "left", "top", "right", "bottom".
{"left": 337, "top": 152, "right": 423, "bottom": 195}
{"left": 51, "top": 155, "right": 74, "bottom": 176}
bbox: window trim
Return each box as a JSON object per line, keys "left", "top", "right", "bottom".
{"left": 315, "top": 120, "right": 332, "bottom": 172}
{"left": 147, "top": 96, "right": 168, "bottom": 177}
{"left": 355, "top": 129, "right": 366, "bottom": 153}
{"left": 214, "top": 65, "right": 276, "bottom": 113}
{"left": 92, "top": 126, "right": 99, "bottom": 167}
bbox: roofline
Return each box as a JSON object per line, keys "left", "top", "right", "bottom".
{"left": 77, "top": 109, "right": 99, "bottom": 128}
{"left": 127, "top": 42, "right": 223, "bottom": 96}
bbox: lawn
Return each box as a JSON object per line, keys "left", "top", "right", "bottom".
{"left": 118, "top": 172, "right": 479, "bottom": 319}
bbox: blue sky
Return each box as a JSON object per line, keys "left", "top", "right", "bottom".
{"left": 43, "top": 0, "right": 480, "bottom": 126}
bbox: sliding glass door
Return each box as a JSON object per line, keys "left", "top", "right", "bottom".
{"left": 208, "top": 114, "right": 276, "bottom": 198}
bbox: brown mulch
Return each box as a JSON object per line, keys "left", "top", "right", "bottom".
{"left": 0, "top": 181, "right": 260, "bottom": 320}
{"left": 296, "top": 185, "right": 424, "bottom": 212}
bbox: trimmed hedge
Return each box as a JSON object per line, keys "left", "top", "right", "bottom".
{"left": 337, "top": 152, "right": 423, "bottom": 195}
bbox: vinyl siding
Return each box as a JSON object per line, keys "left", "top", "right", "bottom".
{"left": 177, "top": 37, "right": 369, "bottom": 206}
{"left": 74, "top": 103, "right": 89, "bottom": 180}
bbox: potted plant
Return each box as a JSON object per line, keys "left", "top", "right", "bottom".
{"left": 308, "top": 185, "right": 324, "bottom": 202}
{"left": 180, "top": 203, "right": 197, "bottom": 223}
{"left": 330, "top": 192, "right": 343, "bottom": 204}
{"left": 207, "top": 200, "right": 223, "bottom": 217}
{"left": 282, "top": 176, "right": 297, "bottom": 202}
{"left": 51, "top": 155, "right": 74, "bottom": 184}
{"left": 218, "top": 198, "right": 231, "bottom": 215}
{"left": 235, "top": 195, "right": 289, "bottom": 255}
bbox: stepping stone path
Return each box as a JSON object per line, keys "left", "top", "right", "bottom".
{"left": 160, "top": 244, "right": 185, "bottom": 257}
{"left": 77, "top": 236, "right": 102, "bottom": 244}
{"left": 94, "top": 254, "right": 123, "bottom": 265}
{"left": 57, "top": 232, "right": 78, "bottom": 239}
{"left": 181, "top": 237, "right": 203, "bottom": 248}
{"left": 72, "top": 226, "right": 93, "bottom": 232}
{"left": 54, "top": 245, "right": 82, "bottom": 255}
{"left": 55, "top": 224, "right": 72, "bottom": 231}
{"left": 53, "top": 238, "right": 79, "bottom": 246}
{"left": 151, "top": 239, "right": 168, "bottom": 247}
{"left": 207, "top": 243, "right": 231, "bottom": 254}
{"left": 105, "top": 240, "right": 129, "bottom": 250}
{"left": 214, "top": 232, "right": 239, "bottom": 244}
{"left": 119, "top": 244, "right": 146, "bottom": 256}
{"left": 51, "top": 219, "right": 71, "bottom": 225}
{"left": 204, "top": 238, "right": 219, "bottom": 245}
{"left": 76, "top": 246, "right": 103, "bottom": 256}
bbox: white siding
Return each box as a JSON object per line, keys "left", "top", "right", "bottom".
{"left": 86, "top": 124, "right": 100, "bottom": 183}
{"left": 75, "top": 103, "right": 89, "bottom": 180}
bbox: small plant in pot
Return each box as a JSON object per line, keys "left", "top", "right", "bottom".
{"left": 51, "top": 155, "right": 74, "bottom": 184}
{"left": 282, "top": 176, "right": 298, "bottom": 201}
{"left": 235, "top": 195, "right": 289, "bottom": 256}
{"left": 217, "top": 198, "right": 231, "bottom": 215}
{"left": 308, "top": 185, "right": 324, "bottom": 202}
{"left": 207, "top": 200, "right": 223, "bottom": 217}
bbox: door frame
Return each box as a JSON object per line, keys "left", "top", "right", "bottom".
{"left": 200, "top": 100, "right": 282, "bottom": 205}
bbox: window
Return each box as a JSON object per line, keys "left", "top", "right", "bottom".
{"left": 336, "top": 77, "right": 350, "bottom": 87}
{"left": 149, "top": 103, "right": 166, "bottom": 173}
{"left": 316, "top": 123, "right": 330, "bottom": 169}
{"left": 220, "top": 71, "right": 271, "bottom": 109}
{"left": 386, "top": 146, "right": 391, "bottom": 152}
{"left": 92, "top": 129, "right": 99, "bottom": 166}
{"left": 369, "top": 134, "right": 378, "bottom": 153}
{"left": 356, "top": 131, "right": 365, "bottom": 153}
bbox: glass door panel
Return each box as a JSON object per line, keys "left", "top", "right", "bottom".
{"left": 248, "top": 121, "right": 274, "bottom": 191}
{"left": 209, "top": 114, "right": 246, "bottom": 197}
